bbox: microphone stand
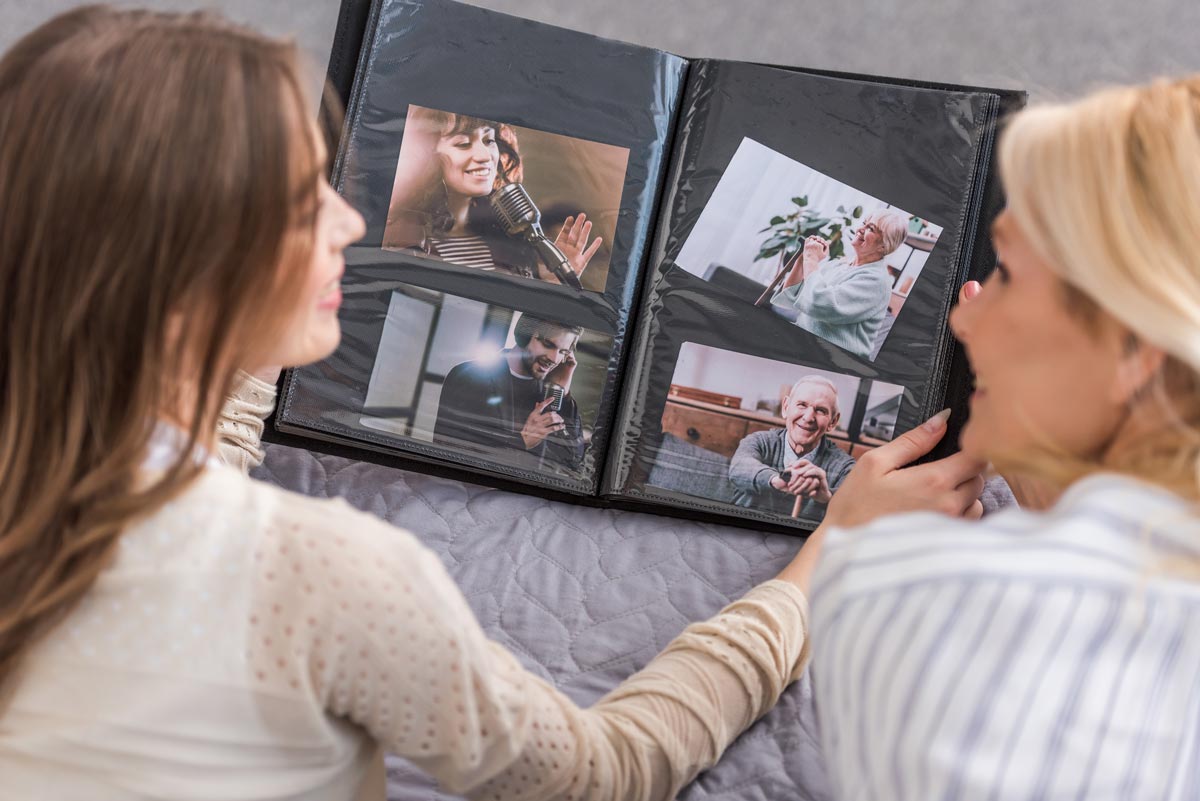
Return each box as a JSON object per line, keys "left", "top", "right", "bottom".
{"left": 529, "top": 237, "right": 584, "bottom": 290}
{"left": 489, "top": 183, "right": 585, "bottom": 290}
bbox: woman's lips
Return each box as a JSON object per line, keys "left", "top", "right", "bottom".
{"left": 317, "top": 288, "right": 342, "bottom": 311}
{"left": 318, "top": 276, "right": 342, "bottom": 311}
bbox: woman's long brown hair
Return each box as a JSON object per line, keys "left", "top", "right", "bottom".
{"left": 0, "top": 7, "right": 319, "bottom": 699}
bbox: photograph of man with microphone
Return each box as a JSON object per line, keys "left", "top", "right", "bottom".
{"left": 433, "top": 313, "right": 586, "bottom": 472}
{"left": 358, "top": 284, "right": 611, "bottom": 478}
{"left": 382, "top": 104, "right": 630, "bottom": 294}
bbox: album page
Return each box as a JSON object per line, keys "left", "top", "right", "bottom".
{"left": 276, "top": 0, "right": 687, "bottom": 494}
{"left": 605, "top": 59, "right": 1005, "bottom": 530}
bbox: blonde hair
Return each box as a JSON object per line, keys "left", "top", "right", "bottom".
{"left": 0, "top": 7, "right": 320, "bottom": 699}
{"left": 996, "top": 77, "right": 1200, "bottom": 499}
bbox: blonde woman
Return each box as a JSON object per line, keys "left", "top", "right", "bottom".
{"left": 0, "top": 7, "right": 980, "bottom": 799}
{"left": 782, "top": 78, "right": 1200, "bottom": 798}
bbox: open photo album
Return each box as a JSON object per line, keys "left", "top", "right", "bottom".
{"left": 272, "top": 0, "right": 1026, "bottom": 533}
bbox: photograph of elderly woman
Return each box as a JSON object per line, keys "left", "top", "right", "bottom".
{"left": 675, "top": 138, "right": 944, "bottom": 361}
{"left": 647, "top": 343, "right": 905, "bottom": 523}
{"left": 381, "top": 104, "right": 630, "bottom": 294}
{"left": 358, "top": 284, "right": 613, "bottom": 478}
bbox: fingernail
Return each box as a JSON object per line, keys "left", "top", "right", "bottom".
{"left": 923, "top": 408, "right": 952, "bottom": 431}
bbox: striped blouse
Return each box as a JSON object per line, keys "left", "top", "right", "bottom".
{"left": 809, "top": 473, "right": 1200, "bottom": 800}
{"left": 429, "top": 234, "right": 538, "bottom": 280}
{"left": 429, "top": 234, "right": 497, "bottom": 270}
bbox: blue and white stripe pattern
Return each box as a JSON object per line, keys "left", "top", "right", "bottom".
{"left": 809, "top": 473, "right": 1200, "bottom": 800}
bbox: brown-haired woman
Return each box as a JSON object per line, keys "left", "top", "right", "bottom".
{"left": 0, "top": 7, "right": 984, "bottom": 800}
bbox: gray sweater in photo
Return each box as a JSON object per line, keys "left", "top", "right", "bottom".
{"left": 729, "top": 428, "right": 856, "bottom": 521}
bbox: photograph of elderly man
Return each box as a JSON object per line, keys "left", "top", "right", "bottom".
{"left": 433, "top": 313, "right": 586, "bottom": 470}
{"left": 770, "top": 210, "right": 910, "bottom": 359}
{"left": 728, "top": 376, "right": 856, "bottom": 519}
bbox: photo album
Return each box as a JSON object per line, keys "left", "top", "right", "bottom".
{"left": 272, "top": 0, "right": 1026, "bottom": 533}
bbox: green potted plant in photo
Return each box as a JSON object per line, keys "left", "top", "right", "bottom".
{"left": 756, "top": 196, "right": 863, "bottom": 263}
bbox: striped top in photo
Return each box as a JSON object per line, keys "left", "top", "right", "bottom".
{"left": 430, "top": 234, "right": 496, "bottom": 270}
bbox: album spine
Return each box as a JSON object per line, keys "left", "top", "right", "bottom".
{"left": 580, "top": 53, "right": 689, "bottom": 496}
{"left": 598, "top": 60, "right": 708, "bottom": 498}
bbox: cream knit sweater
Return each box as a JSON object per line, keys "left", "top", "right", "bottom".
{"left": 0, "top": 375, "right": 810, "bottom": 800}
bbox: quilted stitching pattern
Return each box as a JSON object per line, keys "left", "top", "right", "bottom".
{"left": 254, "top": 444, "right": 831, "bottom": 801}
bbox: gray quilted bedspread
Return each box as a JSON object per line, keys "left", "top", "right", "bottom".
{"left": 253, "top": 443, "right": 831, "bottom": 801}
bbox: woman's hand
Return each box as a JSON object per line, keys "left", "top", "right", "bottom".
{"left": 801, "top": 235, "right": 830, "bottom": 278}
{"left": 781, "top": 237, "right": 827, "bottom": 290}
{"left": 553, "top": 213, "right": 603, "bottom": 279}
{"left": 821, "top": 410, "right": 986, "bottom": 529}
{"left": 776, "top": 408, "right": 986, "bottom": 593}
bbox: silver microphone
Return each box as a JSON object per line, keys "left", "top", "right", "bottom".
{"left": 490, "top": 183, "right": 584, "bottom": 290}
{"left": 543, "top": 382, "right": 568, "bottom": 438}
{"left": 544, "top": 382, "right": 566, "bottom": 412}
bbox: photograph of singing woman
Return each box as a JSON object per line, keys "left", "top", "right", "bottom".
{"left": 383, "top": 106, "right": 618, "bottom": 289}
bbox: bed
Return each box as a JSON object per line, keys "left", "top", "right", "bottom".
{"left": 255, "top": 442, "right": 833, "bottom": 800}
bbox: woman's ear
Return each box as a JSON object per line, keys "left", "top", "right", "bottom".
{"left": 1113, "top": 330, "right": 1167, "bottom": 405}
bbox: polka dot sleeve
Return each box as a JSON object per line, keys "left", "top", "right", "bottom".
{"left": 215, "top": 371, "right": 277, "bottom": 473}
{"left": 247, "top": 496, "right": 809, "bottom": 801}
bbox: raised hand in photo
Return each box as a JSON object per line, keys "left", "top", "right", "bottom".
{"left": 782, "top": 235, "right": 829, "bottom": 288}
{"left": 551, "top": 213, "right": 604, "bottom": 281}
{"left": 801, "top": 235, "right": 830, "bottom": 277}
